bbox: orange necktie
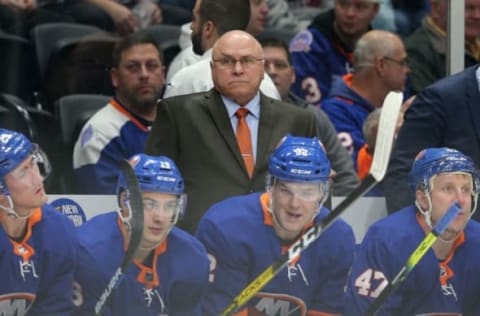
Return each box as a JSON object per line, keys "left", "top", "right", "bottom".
{"left": 235, "top": 108, "right": 254, "bottom": 178}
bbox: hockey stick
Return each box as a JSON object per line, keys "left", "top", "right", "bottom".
{"left": 94, "top": 159, "right": 144, "bottom": 315}
{"left": 364, "top": 201, "right": 461, "bottom": 316}
{"left": 220, "top": 91, "right": 404, "bottom": 316}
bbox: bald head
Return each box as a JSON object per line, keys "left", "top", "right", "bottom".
{"left": 211, "top": 30, "right": 265, "bottom": 105}
{"left": 212, "top": 30, "right": 264, "bottom": 58}
{"left": 353, "top": 30, "right": 404, "bottom": 72}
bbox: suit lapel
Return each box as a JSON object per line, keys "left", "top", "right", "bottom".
{"left": 466, "top": 66, "right": 480, "bottom": 146}
{"left": 203, "top": 89, "right": 247, "bottom": 173}
{"left": 257, "top": 94, "right": 277, "bottom": 173}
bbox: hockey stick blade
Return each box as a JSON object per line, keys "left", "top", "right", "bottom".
{"left": 364, "top": 202, "right": 461, "bottom": 316}
{"left": 94, "top": 159, "right": 144, "bottom": 315}
{"left": 220, "top": 91, "right": 403, "bottom": 316}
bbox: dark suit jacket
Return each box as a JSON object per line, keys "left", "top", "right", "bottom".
{"left": 384, "top": 65, "right": 480, "bottom": 221}
{"left": 144, "top": 89, "right": 319, "bottom": 232}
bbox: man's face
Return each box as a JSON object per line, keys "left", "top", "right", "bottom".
{"left": 246, "top": 0, "right": 269, "bottom": 35}
{"left": 334, "top": 0, "right": 379, "bottom": 38}
{"left": 211, "top": 33, "right": 265, "bottom": 105}
{"left": 190, "top": 0, "right": 205, "bottom": 55}
{"left": 111, "top": 44, "right": 165, "bottom": 112}
{"left": 140, "top": 191, "right": 180, "bottom": 249}
{"left": 263, "top": 46, "right": 295, "bottom": 101}
{"left": 3, "top": 155, "right": 47, "bottom": 215}
{"left": 417, "top": 173, "right": 473, "bottom": 241}
{"left": 465, "top": 0, "right": 480, "bottom": 41}
{"left": 380, "top": 39, "right": 410, "bottom": 92}
{"left": 270, "top": 181, "right": 324, "bottom": 241}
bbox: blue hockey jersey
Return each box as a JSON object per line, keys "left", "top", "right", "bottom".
{"left": 0, "top": 205, "right": 77, "bottom": 315}
{"left": 196, "top": 192, "right": 356, "bottom": 315}
{"left": 73, "top": 212, "right": 210, "bottom": 316}
{"left": 344, "top": 206, "right": 480, "bottom": 315}
{"left": 320, "top": 74, "right": 376, "bottom": 171}
{"left": 289, "top": 10, "right": 353, "bottom": 104}
{"left": 73, "top": 98, "right": 151, "bottom": 194}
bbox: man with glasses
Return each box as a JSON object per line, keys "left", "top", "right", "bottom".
{"left": 163, "top": 0, "right": 279, "bottom": 99}
{"left": 145, "top": 30, "right": 319, "bottom": 233}
{"left": 319, "top": 29, "right": 410, "bottom": 171}
{"left": 73, "top": 153, "right": 210, "bottom": 315}
{"left": 289, "top": 0, "right": 380, "bottom": 103}
{"left": 73, "top": 32, "right": 165, "bottom": 194}
{"left": 260, "top": 37, "right": 359, "bottom": 196}
{"left": 196, "top": 134, "right": 355, "bottom": 315}
{"left": 0, "top": 128, "right": 78, "bottom": 315}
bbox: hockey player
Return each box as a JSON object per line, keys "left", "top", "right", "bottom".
{"left": 73, "top": 154, "right": 210, "bottom": 315}
{"left": 345, "top": 147, "right": 480, "bottom": 315}
{"left": 0, "top": 128, "right": 78, "bottom": 315}
{"left": 196, "top": 135, "right": 356, "bottom": 315}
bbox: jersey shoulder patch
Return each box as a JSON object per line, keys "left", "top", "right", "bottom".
{"left": 289, "top": 31, "right": 313, "bottom": 53}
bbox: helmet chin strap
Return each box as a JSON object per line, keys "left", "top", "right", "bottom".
{"left": 0, "top": 195, "right": 33, "bottom": 220}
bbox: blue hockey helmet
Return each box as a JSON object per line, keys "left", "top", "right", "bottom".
{"left": 118, "top": 154, "right": 184, "bottom": 194}
{"left": 0, "top": 128, "right": 51, "bottom": 195}
{"left": 0, "top": 128, "right": 34, "bottom": 179}
{"left": 268, "top": 135, "right": 331, "bottom": 183}
{"left": 117, "top": 154, "right": 186, "bottom": 225}
{"left": 409, "top": 147, "right": 479, "bottom": 193}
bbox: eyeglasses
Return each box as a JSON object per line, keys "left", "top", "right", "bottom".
{"left": 212, "top": 56, "right": 264, "bottom": 68}
{"left": 383, "top": 56, "right": 409, "bottom": 68}
{"left": 143, "top": 198, "right": 178, "bottom": 215}
{"left": 264, "top": 59, "right": 290, "bottom": 70}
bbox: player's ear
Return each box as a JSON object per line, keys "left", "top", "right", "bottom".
{"left": 415, "top": 190, "right": 428, "bottom": 210}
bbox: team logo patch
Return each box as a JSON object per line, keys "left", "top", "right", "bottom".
{"left": 289, "top": 31, "right": 313, "bottom": 53}
{"left": 0, "top": 293, "right": 35, "bottom": 316}
{"left": 51, "top": 198, "right": 87, "bottom": 227}
{"left": 80, "top": 124, "right": 94, "bottom": 147}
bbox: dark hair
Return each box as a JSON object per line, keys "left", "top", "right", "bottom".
{"left": 199, "top": 0, "right": 250, "bottom": 36}
{"left": 112, "top": 32, "right": 163, "bottom": 67}
{"left": 259, "top": 37, "right": 291, "bottom": 65}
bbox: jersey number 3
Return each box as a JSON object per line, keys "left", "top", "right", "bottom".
{"left": 354, "top": 269, "right": 388, "bottom": 298}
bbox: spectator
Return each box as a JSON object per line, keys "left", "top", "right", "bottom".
{"left": 166, "top": 0, "right": 270, "bottom": 82}
{"left": 261, "top": 37, "right": 359, "bottom": 195}
{"left": 83, "top": 0, "right": 163, "bottom": 35}
{"left": 73, "top": 154, "right": 209, "bottom": 315}
{"left": 0, "top": 128, "right": 77, "bottom": 314}
{"left": 383, "top": 65, "right": 480, "bottom": 221}
{"left": 163, "top": 0, "right": 279, "bottom": 99}
{"left": 357, "top": 95, "right": 414, "bottom": 181}
{"left": 196, "top": 135, "right": 355, "bottom": 315}
{"left": 0, "top": 0, "right": 91, "bottom": 37}
{"left": 320, "top": 29, "right": 410, "bottom": 170}
{"left": 265, "top": 0, "right": 310, "bottom": 33}
{"left": 345, "top": 147, "right": 480, "bottom": 315}
{"left": 144, "top": 30, "right": 319, "bottom": 233}
{"left": 73, "top": 32, "right": 165, "bottom": 194}
{"left": 406, "top": 0, "right": 480, "bottom": 94}
{"left": 289, "top": 0, "right": 380, "bottom": 103}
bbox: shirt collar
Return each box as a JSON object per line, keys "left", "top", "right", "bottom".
{"left": 222, "top": 92, "right": 261, "bottom": 119}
